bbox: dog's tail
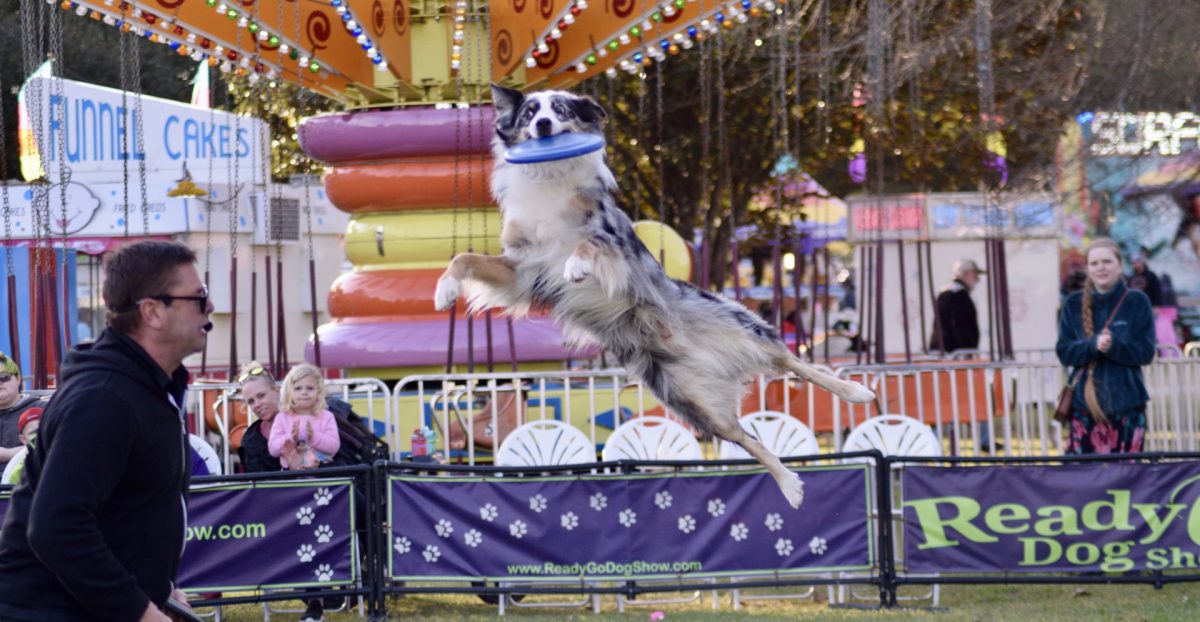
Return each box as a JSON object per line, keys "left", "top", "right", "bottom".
{"left": 778, "top": 357, "right": 876, "bottom": 403}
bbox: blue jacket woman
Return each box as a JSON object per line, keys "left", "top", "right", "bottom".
{"left": 1056, "top": 239, "right": 1156, "bottom": 454}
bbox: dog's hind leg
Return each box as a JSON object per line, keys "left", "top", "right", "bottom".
{"left": 708, "top": 412, "right": 805, "bottom": 509}
{"left": 775, "top": 354, "right": 876, "bottom": 404}
{"left": 434, "top": 253, "right": 517, "bottom": 311}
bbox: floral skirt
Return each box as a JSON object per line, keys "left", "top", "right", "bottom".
{"left": 1065, "top": 407, "right": 1146, "bottom": 455}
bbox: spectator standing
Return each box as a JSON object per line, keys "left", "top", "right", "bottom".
{"left": 1056, "top": 238, "right": 1155, "bottom": 454}
{"left": 930, "top": 259, "right": 984, "bottom": 354}
{"left": 0, "top": 240, "right": 210, "bottom": 621}
{"left": 0, "top": 353, "right": 46, "bottom": 467}
{"left": 1, "top": 408, "right": 44, "bottom": 486}
{"left": 1126, "top": 253, "right": 1163, "bottom": 307}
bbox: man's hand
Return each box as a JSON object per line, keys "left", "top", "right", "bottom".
{"left": 1097, "top": 329, "right": 1113, "bottom": 353}
{"left": 138, "top": 602, "right": 171, "bottom": 622}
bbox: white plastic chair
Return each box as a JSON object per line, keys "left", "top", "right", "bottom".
{"left": 719, "top": 410, "right": 820, "bottom": 462}
{"left": 602, "top": 416, "right": 702, "bottom": 462}
{"left": 494, "top": 419, "right": 599, "bottom": 613}
{"left": 189, "top": 434, "right": 223, "bottom": 476}
{"left": 842, "top": 414, "right": 942, "bottom": 460}
{"left": 720, "top": 412, "right": 824, "bottom": 609}
{"left": 495, "top": 419, "right": 595, "bottom": 467}
{"left": 840, "top": 414, "right": 941, "bottom": 606}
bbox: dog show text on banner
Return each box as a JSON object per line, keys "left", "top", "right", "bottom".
{"left": 388, "top": 466, "right": 874, "bottom": 581}
{"left": 903, "top": 462, "right": 1200, "bottom": 573}
{"left": 177, "top": 478, "right": 358, "bottom": 592}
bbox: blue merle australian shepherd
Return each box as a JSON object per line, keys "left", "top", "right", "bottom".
{"left": 434, "top": 85, "right": 876, "bottom": 508}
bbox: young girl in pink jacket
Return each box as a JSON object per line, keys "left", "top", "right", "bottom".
{"left": 268, "top": 364, "right": 340, "bottom": 470}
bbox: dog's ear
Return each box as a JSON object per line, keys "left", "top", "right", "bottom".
{"left": 570, "top": 96, "right": 607, "bottom": 124}
{"left": 490, "top": 83, "right": 525, "bottom": 116}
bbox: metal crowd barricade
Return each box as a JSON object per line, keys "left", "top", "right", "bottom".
{"left": 390, "top": 369, "right": 656, "bottom": 464}
{"left": 188, "top": 377, "right": 392, "bottom": 475}
{"left": 389, "top": 368, "right": 867, "bottom": 464}
{"left": 834, "top": 361, "right": 1066, "bottom": 457}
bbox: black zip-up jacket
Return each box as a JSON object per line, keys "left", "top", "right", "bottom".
{"left": 0, "top": 328, "right": 191, "bottom": 622}
{"left": 930, "top": 279, "right": 980, "bottom": 352}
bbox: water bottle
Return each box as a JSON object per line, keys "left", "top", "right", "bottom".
{"left": 411, "top": 428, "right": 428, "bottom": 457}
{"left": 423, "top": 426, "right": 440, "bottom": 452}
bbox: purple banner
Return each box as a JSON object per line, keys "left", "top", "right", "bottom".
{"left": 903, "top": 462, "right": 1200, "bottom": 573}
{"left": 389, "top": 466, "right": 873, "bottom": 581}
{"left": 178, "top": 479, "right": 358, "bottom": 591}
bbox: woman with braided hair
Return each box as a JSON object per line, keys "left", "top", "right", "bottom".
{"left": 1056, "top": 238, "right": 1156, "bottom": 454}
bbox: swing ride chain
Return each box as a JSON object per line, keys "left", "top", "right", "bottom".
{"left": 120, "top": 27, "right": 130, "bottom": 237}
{"left": 50, "top": 7, "right": 70, "bottom": 262}
{"left": 131, "top": 25, "right": 149, "bottom": 237}
{"left": 19, "top": 0, "right": 51, "bottom": 254}
{"left": 478, "top": 0, "right": 491, "bottom": 252}
{"left": 230, "top": 23, "right": 245, "bottom": 263}
{"left": 655, "top": 59, "right": 665, "bottom": 256}
{"left": 0, "top": 74, "right": 12, "bottom": 279}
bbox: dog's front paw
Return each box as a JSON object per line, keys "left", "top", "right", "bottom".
{"left": 563, "top": 255, "right": 593, "bottom": 282}
{"left": 777, "top": 472, "right": 805, "bottom": 510}
{"left": 433, "top": 276, "right": 462, "bottom": 311}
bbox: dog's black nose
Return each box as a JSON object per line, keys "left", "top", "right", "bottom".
{"left": 535, "top": 118, "right": 553, "bottom": 137}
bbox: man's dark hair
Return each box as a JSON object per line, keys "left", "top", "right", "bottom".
{"left": 103, "top": 241, "right": 198, "bottom": 334}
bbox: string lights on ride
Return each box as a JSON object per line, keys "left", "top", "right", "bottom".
{"left": 451, "top": 0, "right": 467, "bottom": 73}
{"left": 526, "top": 0, "right": 590, "bottom": 69}
{"left": 602, "top": 0, "right": 774, "bottom": 78}
{"left": 44, "top": 0, "right": 357, "bottom": 83}
{"left": 331, "top": 0, "right": 387, "bottom": 70}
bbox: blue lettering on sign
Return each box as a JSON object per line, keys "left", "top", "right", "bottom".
{"left": 41, "top": 92, "right": 255, "bottom": 165}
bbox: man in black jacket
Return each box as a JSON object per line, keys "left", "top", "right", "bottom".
{"left": 930, "top": 259, "right": 984, "bottom": 354}
{"left": 0, "top": 241, "right": 213, "bottom": 622}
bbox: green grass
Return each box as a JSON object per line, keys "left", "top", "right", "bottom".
{"left": 198, "top": 582, "right": 1200, "bottom": 621}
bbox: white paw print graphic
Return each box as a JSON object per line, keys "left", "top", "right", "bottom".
{"left": 529, "top": 494, "right": 548, "bottom": 513}
{"left": 313, "top": 488, "right": 332, "bottom": 506}
{"left": 435, "top": 519, "right": 454, "bottom": 538}
{"left": 423, "top": 545, "right": 441, "bottom": 563}
{"left": 619, "top": 509, "right": 638, "bottom": 528}
{"left": 296, "top": 544, "right": 315, "bottom": 563}
{"left": 730, "top": 522, "right": 749, "bottom": 542}
{"left": 561, "top": 511, "right": 579, "bottom": 531}
{"left": 314, "top": 525, "right": 333, "bottom": 543}
{"left": 678, "top": 514, "right": 696, "bottom": 534}
{"left": 509, "top": 520, "right": 528, "bottom": 539}
{"left": 393, "top": 536, "right": 411, "bottom": 555}
{"left": 764, "top": 513, "right": 784, "bottom": 532}
{"left": 707, "top": 498, "right": 726, "bottom": 517}
{"left": 296, "top": 506, "right": 315, "bottom": 526}
{"left": 809, "top": 536, "right": 828, "bottom": 555}
{"left": 775, "top": 538, "right": 795, "bottom": 557}
{"left": 589, "top": 492, "right": 607, "bottom": 511}
{"left": 464, "top": 529, "right": 483, "bottom": 548}
{"left": 315, "top": 564, "right": 334, "bottom": 581}
{"left": 654, "top": 491, "right": 673, "bottom": 509}
{"left": 479, "top": 503, "right": 498, "bottom": 522}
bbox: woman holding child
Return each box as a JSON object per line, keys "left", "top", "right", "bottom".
{"left": 1056, "top": 238, "right": 1156, "bottom": 454}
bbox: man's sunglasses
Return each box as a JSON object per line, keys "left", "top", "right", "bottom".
{"left": 119, "top": 288, "right": 209, "bottom": 314}
{"left": 0, "top": 374, "right": 14, "bottom": 384}
{"left": 237, "top": 366, "right": 274, "bottom": 384}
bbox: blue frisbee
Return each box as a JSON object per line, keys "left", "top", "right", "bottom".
{"left": 504, "top": 132, "right": 605, "bottom": 164}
